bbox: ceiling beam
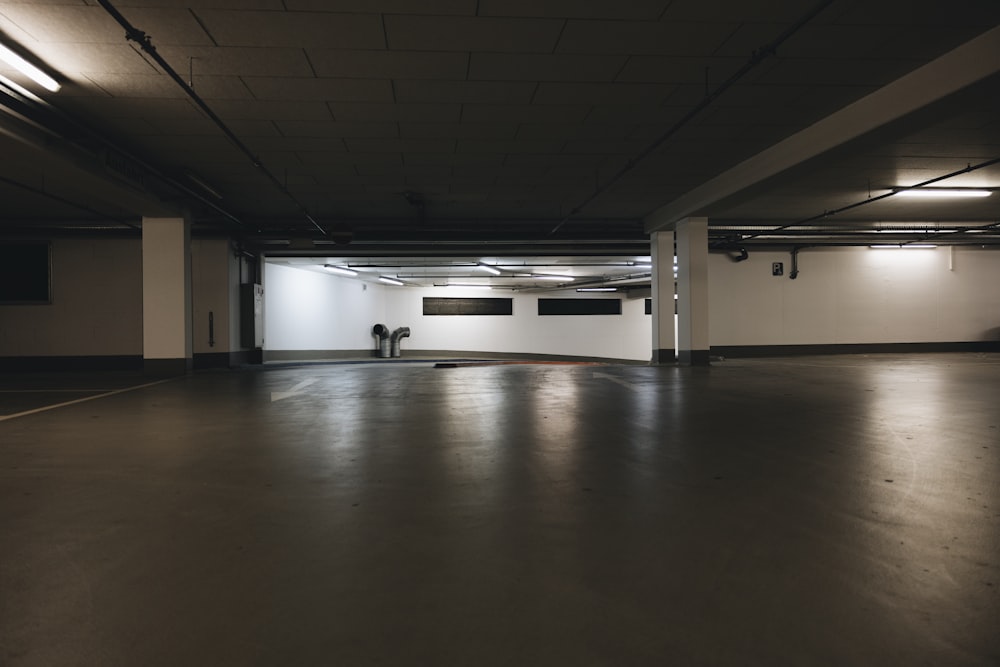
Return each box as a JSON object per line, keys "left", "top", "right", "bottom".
{"left": 644, "top": 24, "right": 1000, "bottom": 233}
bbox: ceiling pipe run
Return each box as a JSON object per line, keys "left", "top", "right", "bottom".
{"left": 96, "top": 0, "right": 327, "bottom": 237}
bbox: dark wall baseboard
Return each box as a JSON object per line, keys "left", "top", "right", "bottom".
{"left": 263, "top": 349, "right": 375, "bottom": 362}
{"left": 0, "top": 355, "right": 143, "bottom": 372}
{"left": 712, "top": 341, "right": 1000, "bottom": 358}
{"left": 263, "top": 349, "right": 647, "bottom": 364}
{"left": 143, "top": 358, "right": 192, "bottom": 375}
{"left": 193, "top": 352, "right": 231, "bottom": 370}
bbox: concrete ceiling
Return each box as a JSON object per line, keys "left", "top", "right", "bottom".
{"left": 1, "top": 0, "right": 999, "bottom": 264}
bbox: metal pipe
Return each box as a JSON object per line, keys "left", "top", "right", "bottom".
{"left": 372, "top": 323, "right": 390, "bottom": 358}
{"left": 96, "top": 0, "right": 326, "bottom": 236}
{"left": 390, "top": 327, "right": 410, "bottom": 358}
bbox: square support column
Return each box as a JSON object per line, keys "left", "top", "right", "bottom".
{"left": 142, "top": 216, "right": 192, "bottom": 374}
{"left": 676, "top": 217, "right": 710, "bottom": 365}
{"left": 650, "top": 231, "right": 675, "bottom": 364}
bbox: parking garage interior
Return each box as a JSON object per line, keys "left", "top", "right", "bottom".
{"left": 1, "top": 1, "right": 999, "bottom": 665}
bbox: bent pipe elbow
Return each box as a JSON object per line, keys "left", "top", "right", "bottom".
{"left": 390, "top": 326, "right": 410, "bottom": 343}
{"left": 372, "top": 323, "right": 390, "bottom": 340}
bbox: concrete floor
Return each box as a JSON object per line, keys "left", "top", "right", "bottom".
{"left": 1, "top": 354, "right": 998, "bottom": 666}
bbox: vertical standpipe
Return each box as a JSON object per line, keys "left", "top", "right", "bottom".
{"left": 372, "top": 323, "right": 390, "bottom": 358}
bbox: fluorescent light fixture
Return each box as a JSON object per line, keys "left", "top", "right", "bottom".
{"left": 577, "top": 287, "right": 617, "bottom": 292}
{"left": 532, "top": 274, "right": 574, "bottom": 282}
{"left": 0, "top": 43, "right": 60, "bottom": 92}
{"left": 894, "top": 188, "right": 991, "bottom": 198}
{"left": 443, "top": 283, "right": 493, "bottom": 290}
{"left": 476, "top": 262, "right": 502, "bottom": 275}
{"left": 323, "top": 264, "right": 358, "bottom": 277}
{"left": 633, "top": 263, "right": 652, "bottom": 269}
{"left": 870, "top": 244, "right": 937, "bottom": 249}
{"left": 378, "top": 276, "right": 404, "bottom": 286}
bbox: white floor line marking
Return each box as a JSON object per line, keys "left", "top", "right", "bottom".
{"left": 0, "top": 378, "right": 177, "bottom": 422}
{"left": 270, "top": 377, "right": 318, "bottom": 402}
{"left": 593, "top": 371, "right": 641, "bottom": 391}
{"left": 0, "top": 389, "right": 123, "bottom": 393}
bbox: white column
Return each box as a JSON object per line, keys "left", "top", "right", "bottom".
{"left": 676, "top": 217, "right": 709, "bottom": 365}
{"left": 142, "top": 216, "right": 192, "bottom": 374}
{"left": 650, "top": 231, "right": 675, "bottom": 364}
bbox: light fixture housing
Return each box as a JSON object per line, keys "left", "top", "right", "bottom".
{"left": 576, "top": 287, "right": 617, "bottom": 292}
{"left": 532, "top": 274, "right": 574, "bottom": 282}
{"left": 323, "top": 265, "right": 358, "bottom": 277}
{"left": 378, "top": 276, "right": 404, "bottom": 286}
{"left": 894, "top": 188, "right": 991, "bottom": 198}
{"left": 0, "top": 43, "right": 60, "bottom": 92}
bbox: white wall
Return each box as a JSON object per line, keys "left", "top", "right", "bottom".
{"left": 709, "top": 246, "right": 1000, "bottom": 346}
{"left": 385, "top": 287, "right": 650, "bottom": 360}
{"left": 263, "top": 264, "right": 652, "bottom": 360}
{"left": 264, "top": 262, "right": 389, "bottom": 351}
{"left": 0, "top": 239, "right": 142, "bottom": 357}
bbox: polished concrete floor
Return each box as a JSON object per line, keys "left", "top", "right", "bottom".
{"left": 1, "top": 354, "right": 998, "bottom": 666}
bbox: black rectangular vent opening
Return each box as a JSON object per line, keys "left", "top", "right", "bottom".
{"left": 423, "top": 297, "right": 513, "bottom": 316}
{"left": 538, "top": 298, "right": 621, "bottom": 316}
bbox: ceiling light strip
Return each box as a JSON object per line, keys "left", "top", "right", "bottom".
{"left": 0, "top": 43, "right": 59, "bottom": 92}
{"left": 733, "top": 155, "right": 1000, "bottom": 245}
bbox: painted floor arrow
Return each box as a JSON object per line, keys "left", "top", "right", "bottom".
{"left": 592, "top": 371, "right": 641, "bottom": 391}
{"left": 270, "top": 378, "right": 318, "bottom": 402}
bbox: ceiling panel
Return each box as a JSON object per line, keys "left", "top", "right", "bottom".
{"left": 211, "top": 99, "right": 334, "bottom": 121}
{"left": 398, "top": 122, "right": 518, "bottom": 140}
{"left": 532, "top": 82, "right": 672, "bottom": 105}
{"left": 285, "top": 0, "right": 477, "bottom": 14}
{"left": 393, "top": 80, "right": 537, "bottom": 104}
{"left": 555, "top": 19, "right": 738, "bottom": 56}
{"left": 241, "top": 77, "right": 393, "bottom": 102}
{"left": 461, "top": 104, "right": 592, "bottom": 123}
{"left": 384, "top": 15, "right": 564, "bottom": 52}
{"left": 274, "top": 121, "right": 399, "bottom": 138}
{"left": 479, "top": 0, "right": 667, "bottom": 20}
{"left": 156, "top": 46, "right": 314, "bottom": 77}
{"left": 469, "top": 53, "right": 627, "bottom": 82}
{"left": 193, "top": 10, "right": 385, "bottom": 48}
{"left": 307, "top": 50, "right": 469, "bottom": 80}
{"left": 330, "top": 102, "right": 462, "bottom": 122}
{"left": 77, "top": 73, "right": 252, "bottom": 99}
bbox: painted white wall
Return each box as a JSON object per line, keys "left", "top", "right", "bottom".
{"left": 264, "top": 262, "right": 388, "bottom": 351}
{"left": 385, "top": 286, "right": 651, "bottom": 360}
{"left": 709, "top": 246, "right": 1000, "bottom": 345}
{"left": 263, "top": 265, "right": 652, "bottom": 360}
{"left": 0, "top": 239, "right": 142, "bottom": 356}
{"left": 5, "top": 242, "right": 997, "bottom": 362}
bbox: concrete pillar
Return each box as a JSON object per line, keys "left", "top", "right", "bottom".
{"left": 142, "top": 216, "right": 192, "bottom": 374}
{"left": 650, "top": 230, "right": 675, "bottom": 364}
{"left": 676, "top": 217, "right": 709, "bottom": 365}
